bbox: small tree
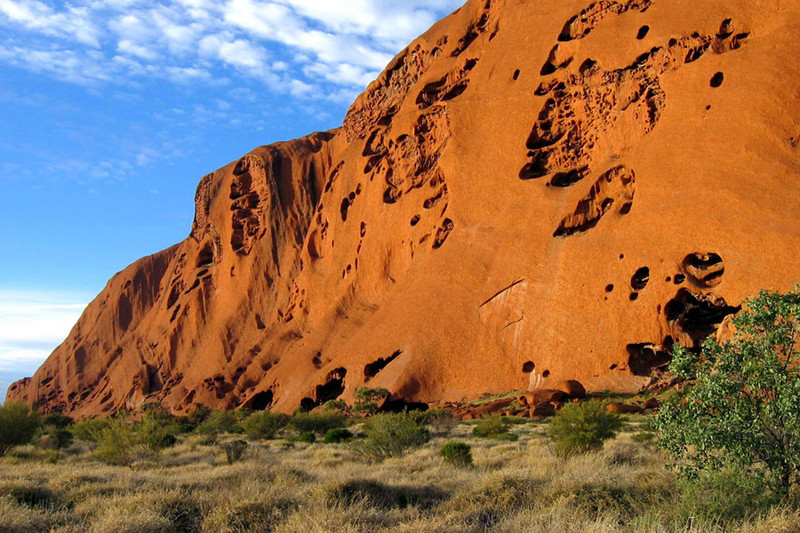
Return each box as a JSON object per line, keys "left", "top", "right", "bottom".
{"left": 0, "top": 402, "right": 40, "bottom": 456}
{"left": 655, "top": 287, "right": 800, "bottom": 495}
{"left": 352, "top": 387, "right": 390, "bottom": 415}
{"left": 547, "top": 401, "right": 622, "bottom": 457}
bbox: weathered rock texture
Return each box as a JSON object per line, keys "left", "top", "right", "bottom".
{"left": 9, "top": 0, "right": 800, "bottom": 416}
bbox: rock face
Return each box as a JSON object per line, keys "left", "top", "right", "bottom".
{"left": 8, "top": 0, "right": 800, "bottom": 417}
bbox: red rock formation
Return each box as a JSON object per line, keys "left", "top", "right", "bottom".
{"left": 8, "top": 0, "right": 800, "bottom": 417}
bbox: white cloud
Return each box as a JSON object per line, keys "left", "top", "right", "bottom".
{"left": 0, "top": 0, "right": 466, "bottom": 97}
{"left": 0, "top": 0, "right": 102, "bottom": 47}
{"left": 0, "top": 290, "right": 89, "bottom": 378}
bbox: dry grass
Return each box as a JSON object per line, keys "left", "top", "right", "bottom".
{"left": 0, "top": 418, "right": 796, "bottom": 532}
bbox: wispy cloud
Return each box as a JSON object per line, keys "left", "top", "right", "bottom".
{"left": 0, "top": 290, "right": 88, "bottom": 374}
{"left": 0, "top": 0, "right": 464, "bottom": 96}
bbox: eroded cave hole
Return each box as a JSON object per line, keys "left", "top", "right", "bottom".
{"left": 513, "top": 69, "right": 520, "bottom": 80}
{"left": 637, "top": 25, "right": 650, "bottom": 40}
{"left": 631, "top": 267, "right": 650, "bottom": 291}
{"left": 316, "top": 367, "right": 347, "bottom": 403}
{"left": 665, "top": 288, "right": 740, "bottom": 348}
{"left": 683, "top": 252, "right": 725, "bottom": 288}
{"left": 626, "top": 343, "right": 671, "bottom": 376}
{"left": 364, "top": 350, "right": 403, "bottom": 381}
{"left": 710, "top": 72, "right": 725, "bottom": 88}
{"left": 522, "top": 361, "right": 535, "bottom": 373}
{"left": 197, "top": 244, "right": 214, "bottom": 268}
{"left": 246, "top": 390, "right": 274, "bottom": 411}
{"left": 300, "top": 397, "right": 316, "bottom": 411}
{"left": 542, "top": 370, "right": 550, "bottom": 378}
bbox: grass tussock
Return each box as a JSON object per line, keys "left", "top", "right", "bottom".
{"left": 1, "top": 414, "right": 799, "bottom": 532}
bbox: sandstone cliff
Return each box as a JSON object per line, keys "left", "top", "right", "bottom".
{"left": 9, "top": 0, "right": 800, "bottom": 416}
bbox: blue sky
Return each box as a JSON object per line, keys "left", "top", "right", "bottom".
{"left": 0, "top": 0, "right": 464, "bottom": 402}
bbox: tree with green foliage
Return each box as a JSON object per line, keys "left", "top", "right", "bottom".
{"left": 352, "top": 387, "right": 390, "bottom": 415}
{"left": 547, "top": 401, "right": 622, "bottom": 457}
{"left": 655, "top": 287, "right": 800, "bottom": 495}
{"left": 0, "top": 402, "right": 40, "bottom": 456}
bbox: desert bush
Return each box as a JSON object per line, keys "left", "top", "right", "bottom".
{"left": 71, "top": 417, "right": 110, "bottom": 442}
{"left": 288, "top": 412, "right": 346, "bottom": 435}
{"left": 323, "top": 428, "right": 353, "bottom": 443}
{"left": 351, "top": 412, "right": 429, "bottom": 461}
{"left": 547, "top": 401, "right": 622, "bottom": 457}
{"left": 196, "top": 411, "right": 241, "bottom": 441}
{"left": 187, "top": 405, "right": 212, "bottom": 427}
{"left": 221, "top": 440, "right": 248, "bottom": 464}
{"left": 440, "top": 442, "right": 473, "bottom": 467}
{"left": 0, "top": 402, "right": 40, "bottom": 456}
{"left": 91, "top": 412, "right": 177, "bottom": 466}
{"left": 472, "top": 415, "right": 517, "bottom": 441}
{"left": 656, "top": 287, "right": 800, "bottom": 496}
{"left": 241, "top": 411, "right": 288, "bottom": 440}
{"left": 298, "top": 432, "right": 316, "bottom": 443}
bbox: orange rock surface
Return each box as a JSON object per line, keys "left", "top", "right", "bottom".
{"left": 8, "top": 0, "right": 800, "bottom": 417}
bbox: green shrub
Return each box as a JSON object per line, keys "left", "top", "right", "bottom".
{"left": 472, "top": 415, "right": 517, "bottom": 441}
{"left": 71, "top": 417, "right": 110, "bottom": 442}
{"left": 241, "top": 411, "right": 288, "bottom": 440}
{"left": 289, "top": 412, "right": 346, "bottom": 435}
{"left": 351, "top": 412, "right": 429, "bottom": 461}
{"left": 148, "top": 432, "right": 177, "bottom": 449}
{"left": 0, "top": 402, "right": 40, "bottom": 456}
{"left": 221, "top": 440, "right": 248, "bottom": 464}
{"left": 547, "top": 401, "right": 622, "bottom": 457}
{"left": 655, "top": 287, "right": 800, "bottom": 496}
{"left": 298, "top": 432, "right": 316, "bottom": 443}
{"left": 440, "top": 442, "right": 473, "bottom": 467}
{"left": 90, "top": 412, "right": 178, "bottom": 466}
{"left": 196, "top": 411, "right": 240, "bottom": 438}
{"left": 323, "top": 427, "right": 353, "bottom": 443}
